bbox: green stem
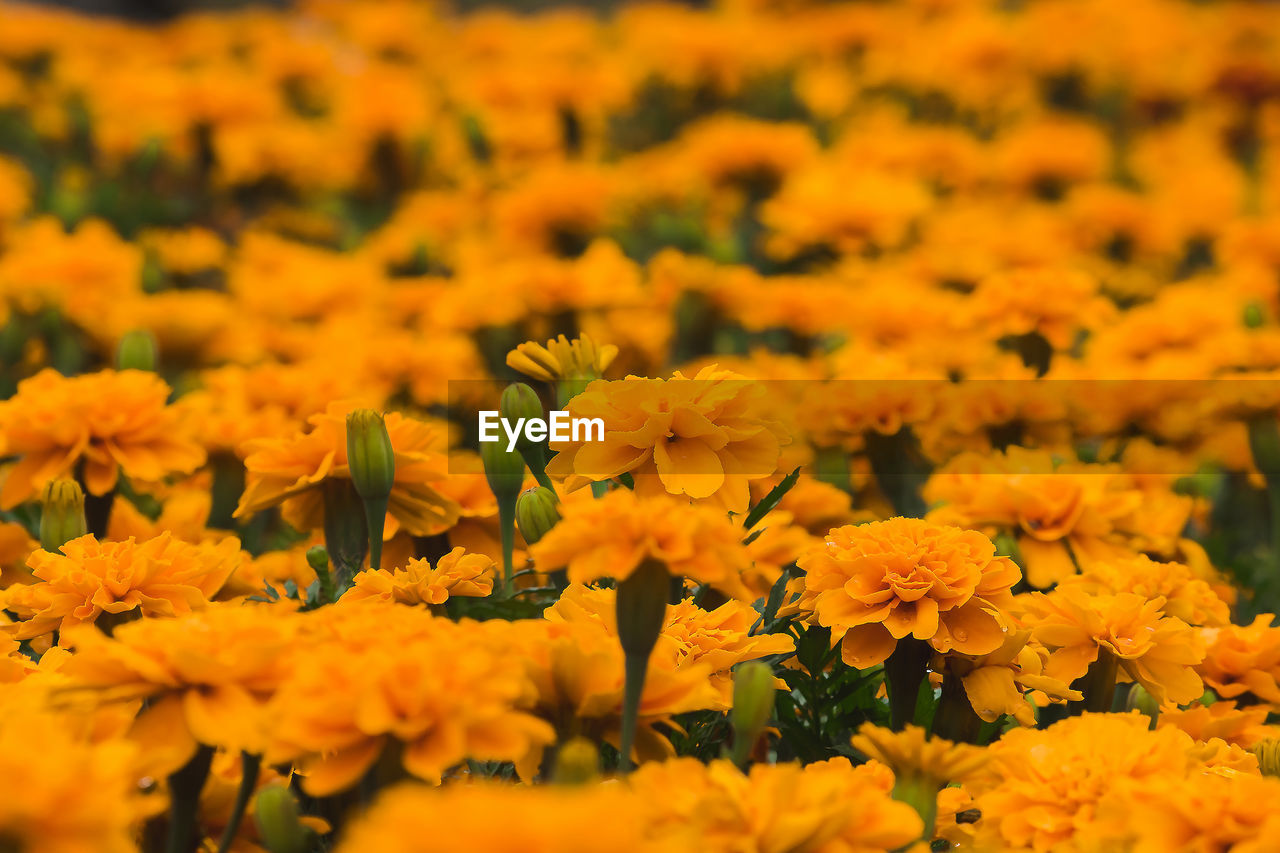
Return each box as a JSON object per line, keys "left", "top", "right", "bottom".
{"left": 216, "top": 752, "right": 261, "bottom": 853}
{"left": 362, "top": 496, "right": 388, "bottom": 573}
{"left": 884, "top": 639, "right": 931, "bottom": 731}
{"left": 1069, "top": 648, "right": 1120, "bottom": 714}
{"left": 498, "top": 502, "right": 515, "bottom": 597}
{"left": 619, "top": 651, "right": 649, "bottom": 774}
{"left": 931, "top": 670, "right": 981, "bottom": 744}
{"left": 166, "top": 744, "right": 215, "bottom": 853}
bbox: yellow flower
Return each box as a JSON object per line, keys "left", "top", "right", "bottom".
{"left": 336, "top": 781, "right": 667, "bottom": 853}
{"left": 1200, "top": 615, "right": 1280, "bottom": 706}
{"left": 969, "top": 713, "right": 1204, "bottom": 852}
{"left": 1097, "top": 772, "right": 1280, "bottom": 853}
{"left": 529, "top": 489, "right": 754, "bottom": 599}
{"left": 793, "top": 518, "right": 1020, "bottom": 668}
{"left": 544, "top": 366, "right": 786, "bottom": 513}
{"left": 267, "top": 604, "right": 553, "bottom": 794}
{"left": 1024, "top": 586, "right": 1206, "bottom": 707}
{"left": 941, "top": 628, "right": 1081, "bottom": 727}
{"left": 507, "top": 332, "right": 619, "bottom": 383}
{"left": 0, "top": 368, "right": 206, "bottom": 508}
{"left": 233, "top": 401, "right": 460, "bottom": 539}
{"left": 3, "top": 533, "right": 241, "bottom": 643}
{"left": 851, "top": 723, "right": 988, "bottom": 789}
{"left": 629, "top": 757, "right": 923, "bottom": 853}
{"left": 56, "top": 602, "right": 299, "bottom": 776}
{"left": 342, "top": 547, "right": 495, "bottom": 607}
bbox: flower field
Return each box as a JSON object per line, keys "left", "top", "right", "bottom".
{"left": 3, "top": 0, "right": 1280, "bottom": 850}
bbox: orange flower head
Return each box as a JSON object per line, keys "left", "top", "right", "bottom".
{"left": 342, "top": 547, "right": 495, "bottom": 607}
{"left": 794, "top": 518, "right": 1020, "bottom": 668}
{"left": 3, "top": 533, "right": 241, "bottom": 643}
{"left": 1025, "top": 586, "right": 1205, "bottom": 707}
{"left": 544, "top": 366, "right": 787, "bottom": 514}
{"left": 0, "top": 368, "right": 206, "bottom": 509}
{"left": 506, "top": 332, "right": 618, "bottom": 383}
{"left": 233, "top": 401, "right": 461, "bottom": 539}
{"left": 528, "top": 489, "right": 754, "bottom": 598}
{"left": 1199, "top": 615, "right": 1280, "bottom": 706}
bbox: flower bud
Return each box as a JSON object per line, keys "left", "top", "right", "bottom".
{"left": 552, "top": 737, "right": 600, "bottom": 785}
{"left": 116, "top": 330, "right": 157, "bottom": 372}
{"left": 254, "top": 785, "right": 309, "bottom": 853}
{"left": 1125, "top": 683, "right": 1160, "bottom": 728}
{"left": 480, "top": 439, "right": 526, "bottom": 506}
{"left": 345, "top": 410, "right": 395, "bottom": 501}
{"left": 500, "top": 382, "right": 545, "bottom": 426}
{"left": 305, "top": 546, "right": 329, "bottom": 573}
{"left": 729, "top": 661, "right": 776, "bottom": 766}
{"left": 1252, "top": 739, "right": 1280, "bottom": 778}
{"left": 516, "top": 487, "right": 560, "bottom": 545}
{"left": 39, "top": 478, "right": 87, "bottom": 552}
{"left": 1245, "top": 302, "right": 1266, "bottom": 329}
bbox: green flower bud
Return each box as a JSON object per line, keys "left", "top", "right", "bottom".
{"left": 515, "top": 486, "right": 560, "bottom": 545}
{"left": 1125, "top": 683, "right": 1159, "bottom": 728}
{"left": 480, "top": 439, "right": 526, "bottom": 505}
{"left": 1245, "top": 302, "right": 1266, "bottom": 329}
{"left": 254, "top": 785, "right": 309, "bottom": 853}
{"left": 116, "top": 330, "right": 157, "bottom": 372}
{"left": 39, "top": 479, "right": 87, "bottom": 552}
{"left": 552, "top": 737, "right": 600, "bottom": 785}
{"left": 345, "top": 409, "right": 395, "bottom": 501}
{"left": 305, "top": 546, "right": 329, "bottom": 572}
{"left": 729, "top": 661, "right": 777, "bottom": 766}
{"left": 500, "top": 382, "right": 545, "bottom": 426}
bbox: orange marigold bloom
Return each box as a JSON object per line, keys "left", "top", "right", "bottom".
{"left": 630, "top": 757, "right": 923, "bottom": 853}
{"left": 1097, "top": 772, "right": 1280, "bottom": 853}
{"left": 2, "top": 533, "right": 241, "bottom": 643}
{"left": 56, "top": 602, "right": 300, "bottom": 776}
{"left": 267, "top": 605, "right": 553, "bottom": 794}
{"left": 1199, "top": 615, "right": 1280, "bottom": 706}
{"left": 1159, "top": 701, "right": 1279, "bottom": 750}
{"left": 851, "top": 723, "right": 988, "bottom": 789}
{"left": 336, "top": 782, "right": 667, "bottom": 853}
{"left": 342, "top": 547, "right": 495, "bottom": 607}
{"left": 546, "top": 584, "right": 794, "bottom": 705}
{"left": 233, "top": 401, "right": 460, "bottom": 539}
{"left": 970, "top": 713, "right": 1203, "bottom": 853}
{"left": 544, "top": 366, "right": 786, "bottom": 513}
{"left": 506, "top": 332, "right": 618, "bottom": 384}
{"left": 939, "top": 628, "right": 1081, "bottom": 727}
{"left": 528, "top": 489, "right": 754, "bottom": 599}
{"left": 0, "top": 368, "right": 206, "bottom": 509}
{"left": 792, "top": 518, "right": 1020, "bottom": 668}
{"left": 1057, "top": 554, "right": 1231, "bottom": 628}
{"left": 1024, "top": 586, "right": 1205, "bottom": 707}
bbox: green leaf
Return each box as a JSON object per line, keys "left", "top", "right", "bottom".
{"left": 742, "top": 467, "right": 800, "bottom": 530}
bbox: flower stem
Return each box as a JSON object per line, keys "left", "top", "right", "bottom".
{"left": 498, "top": 501, "right": 515, "bottom": 597}
{"left": 166, "top": 744, "right": 215, "bottom": 853}
{"left": 932, "top": 669, "right": 982, "bottom": 744}
{"left": 1069, "top": 648, "right": 1120, "bottom": 714}
{"left": 216, "top": 752, "right": 262, "bottom": 853}
{"left": 884, "top": 639, "right": 931, "bottom": 731}
{"left": 361, "top": 496, "right": 388, "bottom": 573}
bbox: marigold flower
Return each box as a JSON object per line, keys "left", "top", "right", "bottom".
{"left": 507, "top": 332, "right": 618, "bottom": 384}
{"left": 336, "top": 782, "right": 665, "bottom": 853}
{"left": 851, "top": 723, "right": 988, "bottom": 789}
{"left": 629, "top": 757, "right": 923, "bottom": 853}
{"left": 267, "top": 605, "right": 553, "bottom": 794}
{"left": 792, "top": 518, "right": 1020, "bottom": 668}
{"left": 970, "top": 713, "right": 1203, "bottom": 852}
{"left": 1057, "top": 554, "right": 1231, "bottom": 628}
{"left": 1160, "top": 701, "right": 1279, "bottom": 750}
{"left": 234, "top": 401, "right": 460, "bottom": 539}
{"left": 544, "top": 366, "right": 786, "bottom": 513}
{"left": 56, "top": 602, "right": 300, "bottom": 776}
{"left": 3, "top": 533, "right": 241, "bottom": 643}
{"left": 529, "top": 489, "right": 754, "bottom": 599}
{"left": 1024, "top": 586, "right": 1205, "bottom": 707}
{"left": 941, "top": 628, "right": 1081, "bottom": 727}
{"left": 1199, "top": 615, "right": 1280, "bottom": 706}
{"left": 0, "top": 368, "right": 206, "bottom": 509}
{"left": 342, "top": 547, "right": 495, "bottom": 607}
{"left": 1095, "top": 772, "right": 1280, "bottom": 853}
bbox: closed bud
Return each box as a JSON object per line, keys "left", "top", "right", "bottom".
{"left": 500, "top": 382, "right": 545, "bottom": 426}
{"left": 305, "top": 546, "right": 329, "bottom": 572}
{"left": 1125, "top": 683, "right": 1159, "bottom": 728}
{"left": 552, "top": 737, "right": 600, "bottom": 785}
{"left": 516, "top": 487, "right": 560, "bottom": 545}
{"left": 1245, "top": 302, "right": 1266, "bottom": 329}
{"left": 730, "top": 661, "right": 777, "bottom": 765}
{"left": 254, "top": 785, "right": 309, "bottom": 853}
{"left": 116, "top": 330, "right": 157, "bottom": 372}
{"left": 480, "top": 439, "right": 526, "bottom": 505}
{"left": 39, "top": 478, "right": 86, "bottom": 552}
{"left": 345, "top": 410, "right": 395, "bottom": 501}
{"left": 1252, "top": 739, "right": 1280, "bottom": 778}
